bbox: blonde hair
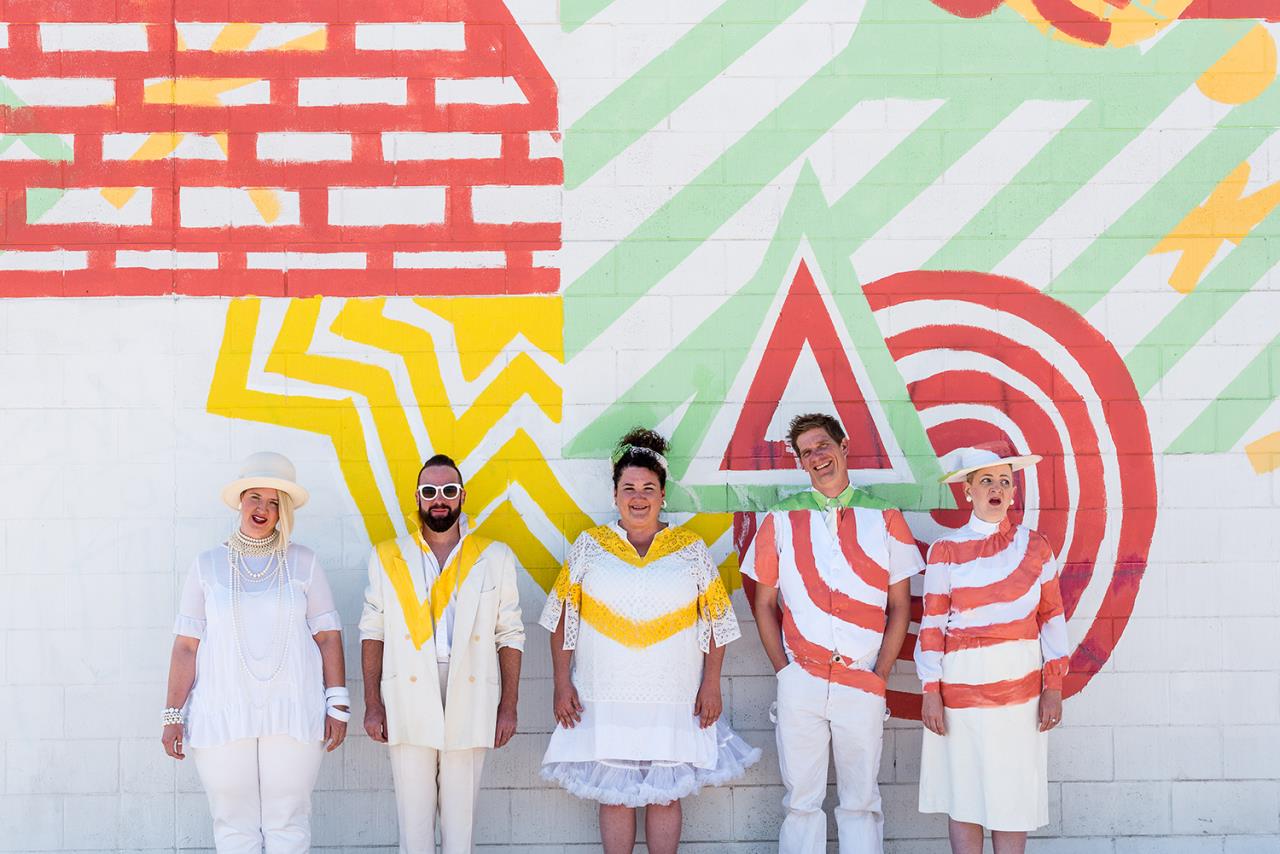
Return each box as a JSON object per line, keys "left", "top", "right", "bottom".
{"left": 276, "top": 491, "right": 295, "bottom": 547}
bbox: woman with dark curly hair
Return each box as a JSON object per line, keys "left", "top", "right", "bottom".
{"left": 539, "top": 428, "right": 760, "bottom": 853}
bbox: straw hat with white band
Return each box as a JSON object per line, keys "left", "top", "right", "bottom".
{"left": 940, "top": 443, "right": 1042, "bottom": 484}
{"left": 221, "top": 451, "right": 310, "bottom": 510}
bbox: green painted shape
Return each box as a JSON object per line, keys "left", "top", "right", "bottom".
{"left": 565, "top": 165, "right": 948, "bottom": 512}
{"left": 1166, "top": 331, "right": 1280, "bottom": 454}
{"left": 565, "top": 0, "right": 808, "bottom": 188}
{"left": 25, "top": 188, "right": 66, "bottom": 224}
{"left": 1049, "top": 80, "right": 1280, "bottom": 317}
{"left": 1125, "top": 203, "right": 1280, "bottom": 396}
{"left": 0, "top": 134, "right": 74, "bottom": 162}
{"left": 564, "top": 1, "right": 1249, "bottom": 355}
{"left": 560, "top": 0, "right": 618, "bottom": 33}
{"left": 923, "top": 24, "right": 1241, "bottom": 274}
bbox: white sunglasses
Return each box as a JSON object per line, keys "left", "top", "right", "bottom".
{"left": 417, "top": 483, "right": 462, "bottom": 501}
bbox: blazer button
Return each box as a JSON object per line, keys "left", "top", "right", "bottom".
{"left": 409, "top": 675, "right": 417, "bottom": 683}
{"left": 468, "top": 676, "right": 476, "bottom": 683}
{"left": 404, "top": 633, "right": 411, "bottom": 641}
{"left": 472, "top": 634, "right": 480, "bottom": 642}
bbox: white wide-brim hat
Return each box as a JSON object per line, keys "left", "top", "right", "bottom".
{"left": 221, "top": 451, "right": 310, "bottom": 510}
{"left": 940, "top": 443, "right": 1042, "bottom": 484}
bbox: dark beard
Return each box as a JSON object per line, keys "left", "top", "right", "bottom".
{"left": 419, "top": 506, "right": 461, "bottom": 533}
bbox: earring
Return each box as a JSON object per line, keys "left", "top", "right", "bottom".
{"left": 964, "top": 494, "right": 971, "bottom": 503}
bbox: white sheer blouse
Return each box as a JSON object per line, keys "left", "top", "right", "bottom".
{"left": 174, "top": 542, "right": 341, "bottom": 748}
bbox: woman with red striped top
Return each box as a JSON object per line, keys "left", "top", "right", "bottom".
{"left": 915, "top": 445, "right": 1069, "bottom": 853}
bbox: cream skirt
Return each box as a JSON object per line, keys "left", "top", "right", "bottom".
{"left": 918, "top": 638, "right": 1049, "bottom": 831}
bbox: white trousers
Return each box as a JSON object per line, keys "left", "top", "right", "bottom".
{"left": 389, "top": 663, "right": 488, "bottom": 854}
{"left": 191, "top": 734, "right": 325, "bottom": 854}
{"left": 775, "top": 664, "right": 888, "bottom": 854}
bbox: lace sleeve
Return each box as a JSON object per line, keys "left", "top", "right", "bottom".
{"left": 538, "top": 533, "right": 590, "bottom": 650}
{"left": 691, "top": 542, "right": 741, "bottom": 653}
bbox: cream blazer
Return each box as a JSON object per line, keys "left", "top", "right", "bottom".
{"left": 359, "top": 529, "right": 525, "bottom": 749}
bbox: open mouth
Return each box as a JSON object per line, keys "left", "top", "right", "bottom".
{"left": 814, "top": 460, "right": 832, "bottom": 473}
{"left": 250, "top": 513, "right": 269, "bottom": 525}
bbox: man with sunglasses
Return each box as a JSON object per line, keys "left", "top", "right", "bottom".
{"left": 359, "top": 454, "right": 525, "bottom": 854}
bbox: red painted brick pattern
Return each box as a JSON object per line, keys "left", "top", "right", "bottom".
{"left": 0, "top": 1, "right": 561, "bottom": 297}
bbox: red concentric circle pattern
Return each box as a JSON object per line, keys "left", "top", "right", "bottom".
{"left": 738, "top": 271, "right": 1157, "bottom": 721}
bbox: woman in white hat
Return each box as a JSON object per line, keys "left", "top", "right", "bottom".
{"left": 161, "top": 452, "right": 349, "bottom": 853}
{"left": 914, "top": 442, "right": 1070, "bottom": 854}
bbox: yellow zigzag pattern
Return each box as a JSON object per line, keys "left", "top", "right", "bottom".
{"left": 207, "top": 296, "right": 740, "bottom": 593}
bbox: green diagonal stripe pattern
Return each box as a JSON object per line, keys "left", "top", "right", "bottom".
{"left": 1126, "top": 203, "right": 1280, "bottom": 397}
{"left": 561, "top": 0, "right": 621, "bottom": 33}
{"left": 1167, "top": 329, "right": 1280, "bottom": 454}
{"left": 565, "top": 0, "right": 809, "bottom": 187}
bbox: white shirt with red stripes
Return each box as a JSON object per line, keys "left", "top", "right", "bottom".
{"left": 742, "top": 498, "right": 924, "bottom": 694}
{"left": 914, "top": 513, "right": 1069, "bottom": 702}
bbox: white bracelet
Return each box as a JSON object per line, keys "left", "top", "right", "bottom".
{"left": 326, "top": 704, "right": 352, "bottom": 722}
{"left": 161, "top": 707, "right": 184, "bottom": 726}
{"left": 324, "top": 686, "right": 350, "bottom": 701}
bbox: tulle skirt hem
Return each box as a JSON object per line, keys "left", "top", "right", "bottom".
{"left": 541, "top": 721, "right": 760, "bottom": 807}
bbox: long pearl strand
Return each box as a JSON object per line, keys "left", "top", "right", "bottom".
{"left": 227, "top": 530, "right": 294, "bottom": 684}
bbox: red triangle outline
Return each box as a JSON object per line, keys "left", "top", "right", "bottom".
{"left": 720, "top": 260, "right": 892, "bottom": 472}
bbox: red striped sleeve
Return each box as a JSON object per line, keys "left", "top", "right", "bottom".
{"left": 747, "top": 513, "right": 779, "bottom": 587}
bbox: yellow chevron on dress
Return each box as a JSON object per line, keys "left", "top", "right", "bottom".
{"left": 378, "top": 534, "right": 491, "bottom": 650}
{"left": 580, "top": 592, "right": 698, "bottom": 649}
{"left": 585, "top": 524, "right": 703, "bottom": 567}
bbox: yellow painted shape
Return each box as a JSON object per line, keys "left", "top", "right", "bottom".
{"left": 419, "top": 297, "right": 564, "bottom": 382}
{"left": 211, "top": 23, "right": 263, "bottom": 52}
{"left": 466, "top": 431, "right": 595, "bottom": 592}
{"left": 682, "top": 512, "right": 742, "bottom": 592}
{"left": 580, "top": 591, "right": 699, "bottom": 649}
{"left": 208, "top": 295, "right": 589, "bottom": 594}
{"left": 130, "top": 132, "right": 185, "bottom": 160}
{"left": 1245, "top": 432, "right": 1280, "bottom": 474}
{"left": 270, "top": 299, "right": 425, "bottom": 528}
{"left": 337, "top": 298, "right": 563, "bottom": 460}
{"left": 99, "top": 187, "right": 139, "bottom": 209}
{"left": 1197, "top": 25, "right": 1277, "bottom": 105}
{"left": 1152, "top": 162, "right": 1280, "bottom": 294}
{"left": 144, "top": 77, "right": 260, "bottom": 106}
{"left": 472, "top": 500, "right": 564, "bottom": 593}
{"left": 377, "top": 534, "right": 487, "bottom": 650}
{"left": 1004, "top": 0, "right": 1192, "bottom": 49}
{"left": 207, "top": 298, "right": 397, "bottom": 544}
{"left": 214, "top": 133, "right": 229, "bottom": 157}
{"left": 247, "top": 188, "right": 281, "bottom": 224}
{"left": 277, "top": 28, "right": 327, "bottom": 51}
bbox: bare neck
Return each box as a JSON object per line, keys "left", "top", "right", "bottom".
{"left": 619, "top": 519, "right": 666, "bottom": 557}
{"left": 813, "top": 476, "right": 851, "bottom": 500}
{"left": 420, "top": 523, "right": 462, "bottom": 565}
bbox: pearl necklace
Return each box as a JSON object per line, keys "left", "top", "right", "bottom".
{"left": 232, "top": 528, "right": 281, "bottom": 558}
{"left": 226, "top": 535, "right": 294, "bottom": 684}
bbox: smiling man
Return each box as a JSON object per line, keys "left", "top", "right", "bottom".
{"left": 742, "top": 413, "right": 924, "bottom": 854}
{"left": 359, "top": 454, "right": 525, "bottom": 854}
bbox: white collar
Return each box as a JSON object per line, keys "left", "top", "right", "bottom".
{"left": 967, "top": 512, "right": 1002, "bottom": 536}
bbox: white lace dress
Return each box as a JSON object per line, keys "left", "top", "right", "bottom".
{"left": 539, "top": 523, "right": 760, "bottom": 806}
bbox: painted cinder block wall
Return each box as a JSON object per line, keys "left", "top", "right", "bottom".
{"left": 2, "top": 0, "right": 1279, "bottom": 851}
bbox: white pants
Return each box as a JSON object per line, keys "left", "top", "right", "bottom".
{"left": 191, "top": 734, "right": 325, "bottom": 854}
{"left": 389, "top": 663, "right": 488, "bottom": 854}
{"left": 775, "top": 664, "right": 888, "bottom": 854}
